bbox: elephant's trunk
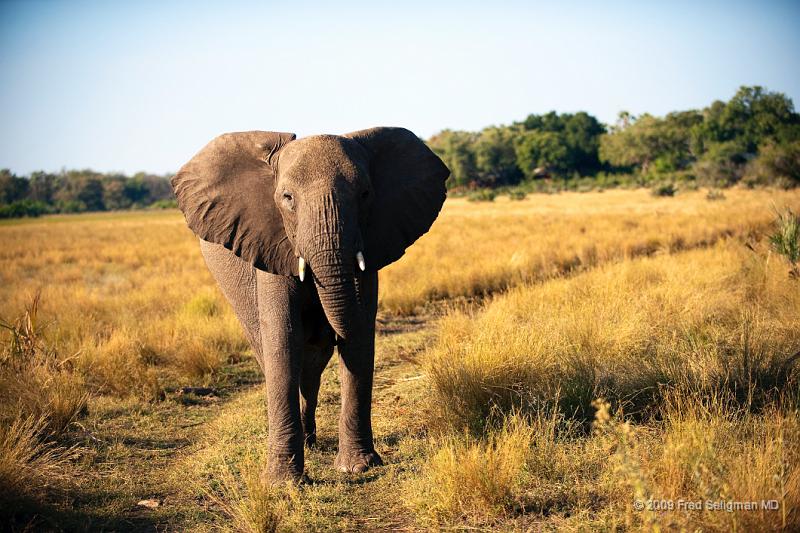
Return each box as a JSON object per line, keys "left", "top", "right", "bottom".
{"left": 301, "top": 192, "right": 362, "bottom": 341}
{"left": 310, "top": 247, "right": 360, "bottom": 340}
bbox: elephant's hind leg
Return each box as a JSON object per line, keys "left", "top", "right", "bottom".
{"left": 300, "top": 343, "right": 334, "bottom": 447}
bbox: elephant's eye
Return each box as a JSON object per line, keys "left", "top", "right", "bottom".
{"left": 281, "top": 192, "right": 295, "bottom": 210}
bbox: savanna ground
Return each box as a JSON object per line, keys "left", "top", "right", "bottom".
{"left": 2, "top": 188, "right": 799, "bottom": 531}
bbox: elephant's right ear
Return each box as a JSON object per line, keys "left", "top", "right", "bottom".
{"left": 171, "top": 131, "right": 298, "bottom": 276}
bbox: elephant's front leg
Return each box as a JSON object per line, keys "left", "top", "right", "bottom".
{"left": 334, "top": 271, "right": 383, "bottom": 473}
{"left": 257, "top": 272, "right": 306, "bottom": 482}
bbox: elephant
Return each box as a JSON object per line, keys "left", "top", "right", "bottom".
{"left": 171, "top": 127, "right": 449, "bottom": 481}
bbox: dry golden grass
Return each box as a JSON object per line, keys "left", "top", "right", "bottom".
{"left": 591, "top": 394, "right": 800, "bottom": 532}
{"left": 425, "top": 241, "right": 800, "bottom": 433}
{"left": 417, "top": 239, "right": 800, "bottom": 530}
{"left": 380, "top": 188, "right": 800, "bottom": 313}
{"left": 2, "top": 189, "right": 799, "bottom": 530}
{"left": 0, "top": 211, "right": 248, "bottom": 400}
{"left": 198, "top": 450, "right": 293, "bottom": 533}
{"left": 0, "top": 295, "right": 87, "bottom": 436}
{"left": 406, "top": 414, "right": 535, "bottom": 526}
{"left": 0, "top": 415, "right": 76, "bottom": 523}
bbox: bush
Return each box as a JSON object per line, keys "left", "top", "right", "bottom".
{"left": 650, "top": 183, "right": 676, "bottom": 197}
{"left": 693, "top": 141, "right": 748, "bottom": 187}
{"left": 55, "top": 200, "right": 86, "bottom": 214}
{"left": 744, "top": 141, "right": 800, "bottom": 188}
{"left": 706, "top": 189, "right": 726, "bottom": 201}
{"left": 507, "top": 190, "right": 527, "bottom": 201}
{"left": 0, "top": 200, "right": 51, "bottom": 219}
{"left": 467, "top": 189, "right": 496, "bottom": 202}
{"left": 150, "top": 199, "right": 178, "bottom": 209}
{"left": 770, "top": 208, "right": 800, "bottom": 278}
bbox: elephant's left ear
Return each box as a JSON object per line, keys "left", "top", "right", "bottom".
{"left": 344, "top": 127, "right": 450, "bottom": 270}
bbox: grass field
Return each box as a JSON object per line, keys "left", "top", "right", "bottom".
{"left": 1, "top": 188, "right": 799, "bottom": 531}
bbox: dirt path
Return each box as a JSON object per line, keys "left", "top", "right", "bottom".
{"left": 59, "top": 312, "right": 436, "bottom": 532}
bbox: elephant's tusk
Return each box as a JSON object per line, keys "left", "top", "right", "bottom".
{"left": 356, "top": 251, "right": 365, "bottom": 272}
{"left": 298, "top": 257, "right": 306, "bottom": 282}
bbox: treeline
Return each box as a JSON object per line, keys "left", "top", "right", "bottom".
{"left": 2, "top": 86, "right": 799, "bottom": 218}
{"left": 0, "top": 169, "right": 175, "bottom": 218}
{"left": 428, "top": 86, "right": 800, "bottom": 190}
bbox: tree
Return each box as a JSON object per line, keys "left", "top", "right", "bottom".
{"left": 133, "top": 172, "right": 174, "bottom": 204}
{"left": 427, "top": 130, "right": 479, "bottom": 188}
{"left": 516, "top": 111, "right": 605, "bottom": 176}
{"left": 599, "top": 114, "right": 662, "bottom": 174}
{"left": 561, "top": 112, "right": 606, "bottom": 175}
{"left": 54, "top": 171, "right": 105, "bottom": 212}
{"left": 0, "top": 169, "right": 29, "bottom": 204}
{"left": 600, "top": 111, "right": 702, "bottom": 176}
{"left": 514, "top": 130, "right": 569, "bottom": 179}
{"left": 28, "top": 172, "right": 57, "bottom": 204}
{"left": 473, "top": 127, "right": 523, "bottom": 186}
{"left": 693, "top": 86, "right": 800, "bottom": 155}
{"left": 102, "top": 176, "right": 132, "bottom": 210}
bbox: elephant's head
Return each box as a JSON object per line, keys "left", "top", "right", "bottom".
{"left": 171, "top": 128, "right": 449, "bottom": 339}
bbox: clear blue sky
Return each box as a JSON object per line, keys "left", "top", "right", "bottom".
{"left": 1, "top": 0, "right": 798, "bottom": 175}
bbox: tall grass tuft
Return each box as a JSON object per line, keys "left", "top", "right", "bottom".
{"left": 0, "top": 415, "right": 75, "bottom": 523}
{"left": 0, "top": 294, "right": 88, "bottom": 435}
{"left": 770, "top": 207, "right": 800, "bottom": 277}
{"left": 591, "top": 391, "right": 800, "bottom": 531}
{"left": 407, "top": 414, "right": 534, "bottom": 526}
{"left": 199, "top": 453, "right": 294, "bottom": 533}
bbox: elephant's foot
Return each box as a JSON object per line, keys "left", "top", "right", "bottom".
{"left": 263, "top": 453, "right": 305, "bottom": 485}
{"left": 334, "top": 448, "right": 383, "bottom": 474}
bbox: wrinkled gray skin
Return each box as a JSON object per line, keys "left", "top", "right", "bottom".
{"left": 172, "top": 129, "right": 448, "bottom": 482}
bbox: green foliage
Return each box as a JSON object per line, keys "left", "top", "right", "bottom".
{"left": 2, "top": 85, "right": 797, "bottom": 220}
{"left": 507, "top": 190, "right": 527, "bottom": 201}
{"left": 0, "top": 170, "right": 30, "bottom": 204}
{"left": 0, "top": 169, "right": 175, "bottom": 219}
{"left": 770, "top": 208, "right": 800, "bottom": 277}
{"left": 467, "top": 189, "right": 496, "bottom": 202}
{"left": 694, "top": 86, "right": 800, "bottom": 154}
{"left": 744, "top": 140, "right": 800, "bottom": 188}
{"left": 599, "top": 86, "right": 800, "bottom": 187}
{"left": 600, "top": 111, "right": 702, "bottom": 176}
{"left": 692, "top": 140, "right": 748, "bottom": 186}
{"left": 518, "top": 111, "right": 605, "bottom": 175}
{"left": 514, "top": 130, "right": 569, "bottom": 179}
{"left": 427, "top": 130, "right": 479, "bottom": 189}
{"left": 0, "top": 200, "right": 51, "bottom": 219}
{"left": 473, "top": 127, "right": 523, "bottom": 187}
{"left": 150, "top": 199, "right": 178, "bottom": 209}
{"left": 428, "top": 111, "right": 606, "bottom": 189}
{"left": 429, "top": 86, "right": 798, "bottom": 192}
